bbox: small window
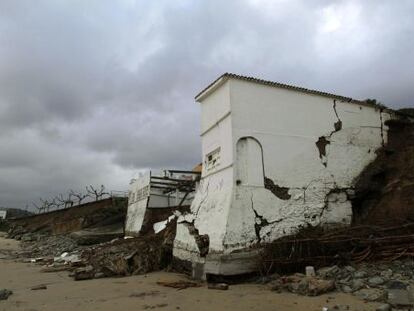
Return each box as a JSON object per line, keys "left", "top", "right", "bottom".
{"left": 205, "top": 147, "right": 221, "bottom": 172}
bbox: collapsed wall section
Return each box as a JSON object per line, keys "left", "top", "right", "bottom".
{"left": 125, "top": 170, "right": 200, "bottom": 237}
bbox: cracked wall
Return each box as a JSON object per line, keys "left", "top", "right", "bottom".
{"left": 173, "top": 77, "right": 391, "bottom": 276}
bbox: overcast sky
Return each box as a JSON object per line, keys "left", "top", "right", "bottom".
{"left": 0, "top": 0, "right": 413, "bottom": 209}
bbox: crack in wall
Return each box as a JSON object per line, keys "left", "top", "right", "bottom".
{"left": 379, "top": 109, "right": 385, "bottom": 147}
{"left": 315, "top": 100, "right": 343, "bottom": 167}
{"left": 316, "top": 188, "right": 351, "bottom": 223}
{"left": 300, "top": 178, "right": 320, "bottom": 203}
{"left": 177, "top": 181, "right": 210, "bottom": 257}
{"left": 249, "top": 194, "right": 282, "bottom": 243}
{"left": 182, "top": 221, "right": 210, "bottom": 257}
{"left": 333, "top": 100, "right": 343, "bottom": 132}
{"left": 193, "top": 180, "right": 210, "bottom": 220}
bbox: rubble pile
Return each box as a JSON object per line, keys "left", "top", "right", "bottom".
{"left": 0, "top": 219, "right": 9, "bottom": 232}
{"left": 266, "top": 259, "right": 414, "bottom": 308}
{"left": 7, "top": 224, "right": 30, "bottom": 240}
{"left": 19, "top": 234, "right": 80, "bottom": 258}
{"left": 76, "top": 220, "right": 176, "bottom": 280}
{"left": 270, "top": 274, "right": 335, "bottom": 296}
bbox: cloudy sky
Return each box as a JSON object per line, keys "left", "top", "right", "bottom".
{"left": 0, "top": 0, "right": 413, "bottom": 209}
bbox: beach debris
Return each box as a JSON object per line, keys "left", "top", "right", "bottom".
{"left": 306, "top": 266, "right": 316, "bottom": 277}
{"left": 156, "top": 280, "right": 201, "bottom": 290}
{"left": 31, "top": 284, "right": 47, "bottom": 290}
{"left": 129, "top": 290, "right": 161, "bottom": 298}
{"left": 208, "top": 283, "right": 229, "bottom": 290}
{"left": 74, "top": 265, "right": 95, "bottom": 281}
{"left": 0, "top": 289, "right": 13, "bottom": 300}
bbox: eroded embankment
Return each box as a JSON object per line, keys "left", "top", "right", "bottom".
{"left": 352, "top": 112, "right": 414, "bottom": 225}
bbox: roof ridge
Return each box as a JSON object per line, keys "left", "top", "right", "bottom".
{"left": 195, "top": 72, "right": 370, "bottom": 106}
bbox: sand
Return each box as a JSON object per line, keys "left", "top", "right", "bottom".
{"left": 0, "top": 236, "right": 380, "bottom": 311}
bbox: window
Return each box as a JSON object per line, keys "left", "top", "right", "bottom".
{"left": 205, "top": 147, "right": 221, "bottom": 172}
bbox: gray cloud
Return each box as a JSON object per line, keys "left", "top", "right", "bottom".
{"left": 0, "top": 0, "right": 413, "bottom": 208}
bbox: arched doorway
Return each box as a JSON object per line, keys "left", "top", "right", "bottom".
{"left": 236, "top": 137, "right": 264, "bottom": 187}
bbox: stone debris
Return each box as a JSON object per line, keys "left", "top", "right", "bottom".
{"left": 0, "top": 289, "right": 13, "bottom": 300}
{"left": 156, "top": 280, "right": 201, "bottom": 290}
{"left": 387, "top": 288, "right": 412, "bottom": 308}
{"left": 368, "top": 276, "right": 385, "bottom": 287}
{"left": 153, "top": 215, "right": 176, "bottom": 234}
{"left": 73, "top": 265, "right": 95, "bottom": 281}
{"left": 77, "top": 221, "right": 176, "bottom": 280}
{"left": 31, "top": 284, "right": 47, "bottom": 290}
{"left": 54, "top": 252, "right": 81, "bottom": 264}
{"left": 270, "top": 274, "right": 335, "bottom": 296}
{"left": 143, "top": 303, "right": 168, "bottom": 309}
{"left": 264, "top": 258, "right": 414, "bottom": 307}
{"left": 306, "top": 266, "right": 316, "bottom": 277}
{"left": 129, "top": 290, "right": 161, "bottom": 298}
{"left": 375, "top": 304, "right": 391, "bottom": 311}
{"left": 20, "top": 234, "right": 80, "bottom": 258}
{"left": 40, "top": 265, "right": 73, "bottom": 273}
{"left": 30, "top": 257, "right": 49, "bottom": 263}
{"left": 354, "top": 288, "right": 386, "bottom": 302}
{"left": 207, "top": 283, "right": 229, "bottom": 290}
{"left": 329, "top": 305, "right": 351, "bottom": 310}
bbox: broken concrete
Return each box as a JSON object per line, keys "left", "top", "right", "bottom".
{"left": 78, "top": 220, "right": 177, "bottom": 279}
{"left": 270, "top": 274, "right": 335, "bottom": 296}
{"left": 125, "top": 169, "right": 199, "bottom": 236}
{"left": 73, "top": 266, "right": 95, "bottom": 281}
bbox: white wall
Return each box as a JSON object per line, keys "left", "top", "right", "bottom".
{"left": 124, "top": 171, "right": 151, "bottom": 235}
{"left": 174, "top": 76, "right": 392, "bottom": 273}
{"left": 174, "top": 80, "right": 234, "bottom": 260}
{"left": 223, "top": 79, "right": 389, "bottom": 249}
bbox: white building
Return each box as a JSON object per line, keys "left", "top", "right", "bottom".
{"left": 125, "top": 169, "right": 200, "bottom": 236}
{"left": 173, "top": 73, "right": 395, "bottom": 278}
{"left": 0, "top": 210, "right": 7, "bottom": 220}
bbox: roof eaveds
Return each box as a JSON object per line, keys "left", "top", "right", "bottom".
{"left": 195, "top": 73, "right": 373, "bottom": 107}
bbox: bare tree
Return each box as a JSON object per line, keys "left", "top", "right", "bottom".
{"left": 32, "top": 202, "right": 43, "bottom": 214}
{"left": 55, "top": 193, "right": 74, "bottom": 209}
{"left": 69, "top": 189, "right": 88, "bottom": 206}
{"left": 35, "top": 198, "right": 55, "bottom": 213}
{"left": 86, "top": 185, "right": 109, "bottom": 201}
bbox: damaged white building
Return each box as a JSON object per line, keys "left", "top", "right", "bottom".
{"left": 125, "top": 169, "right": 200, "bottom": 236}
{"left": 172, "top": 73, "right": 395, "bottom": 278}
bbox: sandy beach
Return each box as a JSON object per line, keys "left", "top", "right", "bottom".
{"left": 0, "top": 235, "right": 379, "bottom": 311}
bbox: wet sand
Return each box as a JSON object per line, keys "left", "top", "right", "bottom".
{"left": 0, "top": 236, "right": 379, "bottom": 311}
